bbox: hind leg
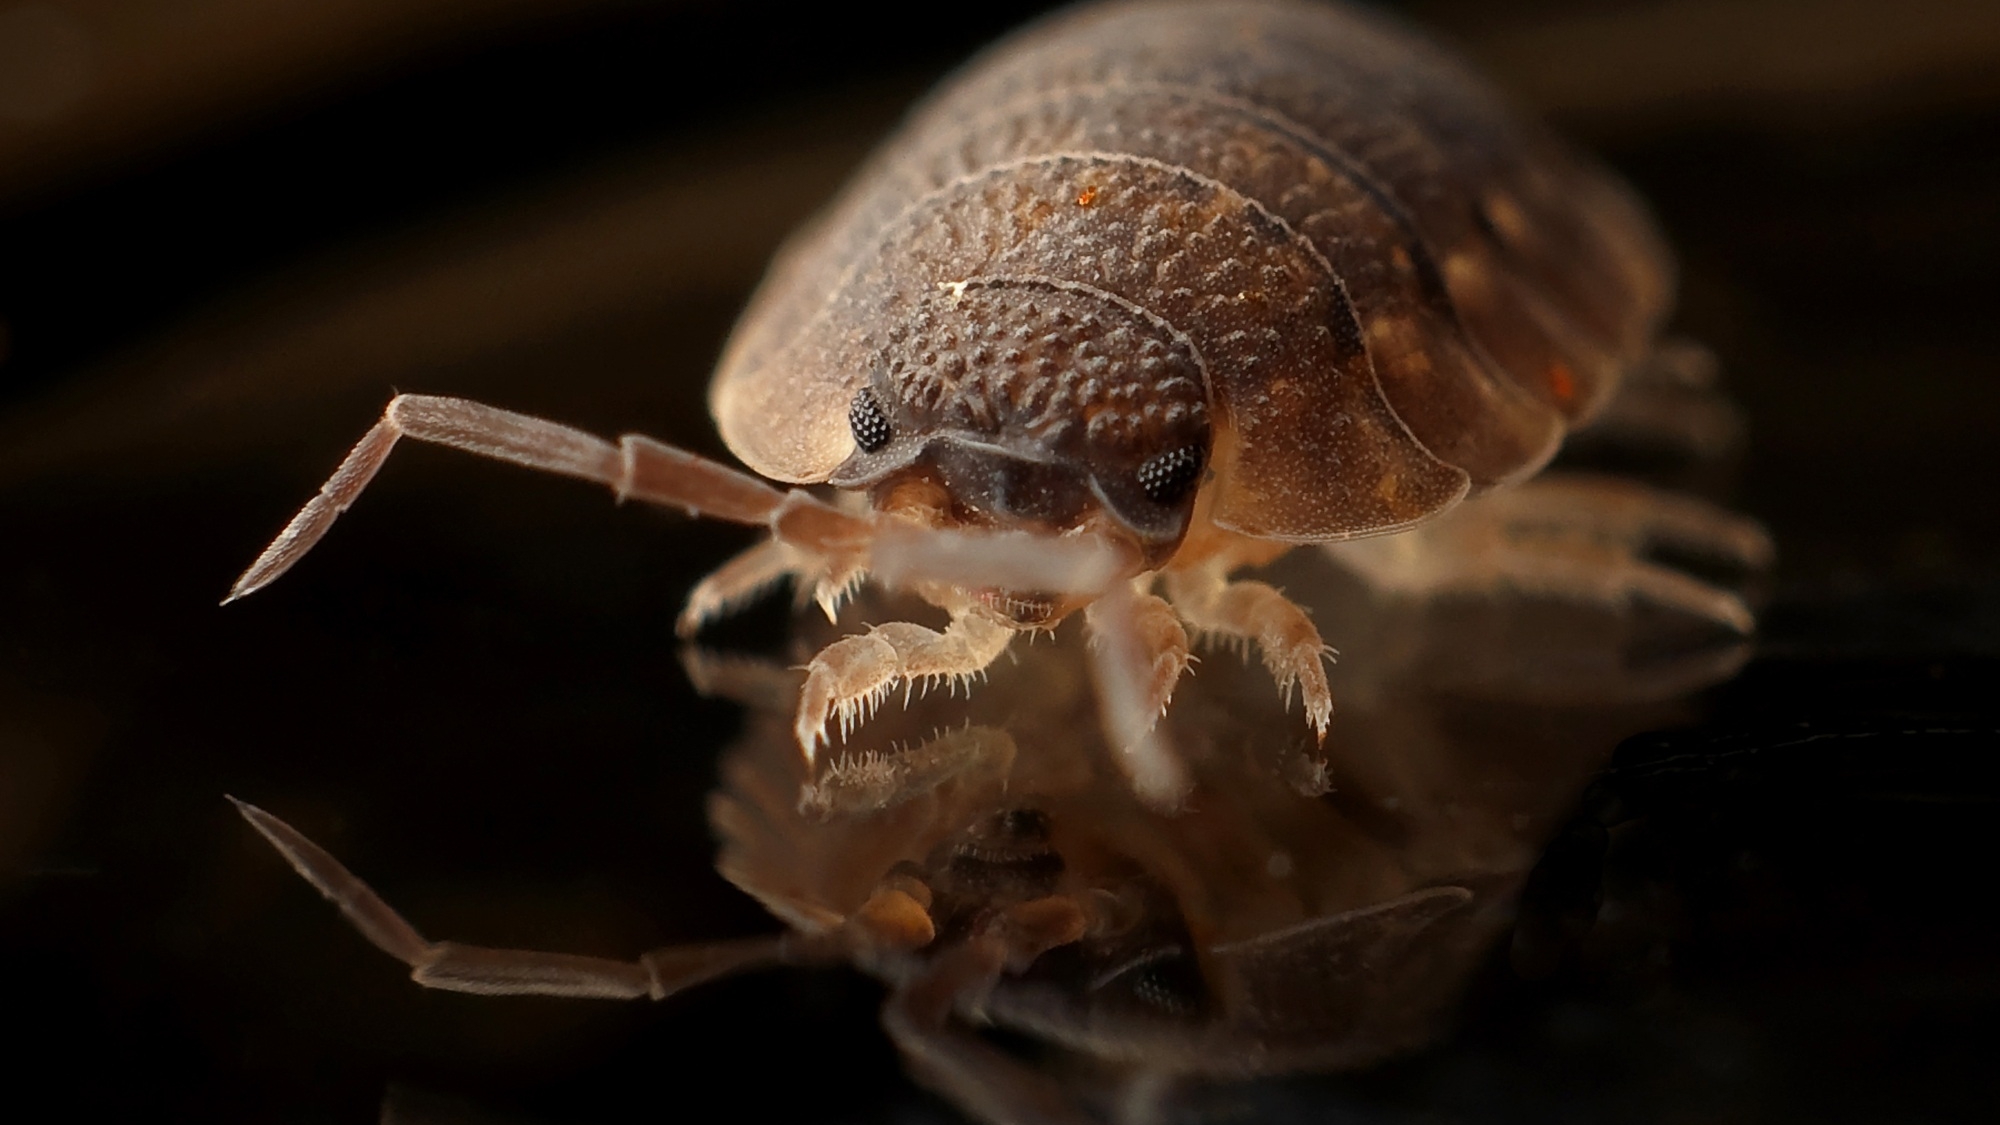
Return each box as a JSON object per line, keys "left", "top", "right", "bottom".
{"left": 1325, "top": 472, "right": 1773, "bottom": 634}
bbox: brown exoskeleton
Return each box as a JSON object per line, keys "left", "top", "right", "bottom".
{"left": 226, "top": 0, "right": 1765, "bottom": 805}
{"left": 234, "top": 491, "right": 1765, "bottom": 1125}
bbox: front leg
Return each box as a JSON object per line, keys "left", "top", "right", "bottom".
{"left": 1163, "top": 563, "right": 1335, "bottom": 740}
{"left": 226, "top": 393, "right": 872, "bottom": 602}
{"left": 794, "top": 609, "right": 1017, "bottom": 762}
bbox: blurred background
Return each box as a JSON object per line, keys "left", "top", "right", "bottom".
{"left": 1, "top": 0, "right": 1997, "bottom": 1120}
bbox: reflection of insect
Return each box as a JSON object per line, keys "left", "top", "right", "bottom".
{"left": 233, "top": 516, "right": 1761, "bottom": 1124}
{"left": 226, "top": 0, "right": 1724, "bottom": 803}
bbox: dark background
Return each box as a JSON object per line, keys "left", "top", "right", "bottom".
{"left": 2, "top": 0, "right": 1998, "bottom": 1120}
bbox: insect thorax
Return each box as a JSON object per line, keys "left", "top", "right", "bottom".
{"left": 831, "top": 279, "right": 1212, "bottom": 552}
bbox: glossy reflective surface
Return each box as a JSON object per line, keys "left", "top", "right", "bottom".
{"left": 3, "top": 2, "right": 1998, "bottom": 1121}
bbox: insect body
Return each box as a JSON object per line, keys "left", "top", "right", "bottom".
{"left": 229, "top": 0, "right": 1698, "bottom": 803}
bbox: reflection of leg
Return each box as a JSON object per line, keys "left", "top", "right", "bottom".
{"left": 801, "top": 726, "right": 1020, "bottom": 819}
{"left": 1164, "top": 566, "right": 1334, "bottom": 740}
{"left": 677, "top": 646, "right": 801, "bottom": 714}
{"left": 1085, "top": 586, "right": 1193, "bottom": 810}
{"left": 794, "top": 611, "right": 1017, "bottom": 762}
{"left": 230, "top": 798, "right": 806, "bottom": 1000}
{"left": 882, "top": 905, "right": 1095, "bottom": 1125}
{"left": 1326, "top": 473, "right": 1772, "bottom": 634}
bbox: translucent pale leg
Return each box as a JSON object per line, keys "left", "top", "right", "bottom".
{"left": 675, "top": 537, "right": 861, "bottom": 640}
{"left": 1084, "top": 585, "right": 1194, "bottom": 810}
{"left": 869, "top": 522, "right": 1130, "bottom": 596}
{"left": 800, "top": 725, "right": 1020, "bottom": 820}
{"left": 229, "top": 797, "right": 817, "bottom": 999}
{"left": 793, "top": 610, "right": 1017, "bottom": 762}
{"left": 1326, "top": 472, "right": 1773, "bottom": 634}
{"left": 1163, "top": 565, "right": 1335, "bottom": 740}
{"left": 676, "top": 646, "right": 802, "bottom": 715}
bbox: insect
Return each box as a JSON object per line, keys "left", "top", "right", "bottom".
{"left": 234, "top": 505, "right": 1764, "bottom": 1124}
{"left": 227, "top": 0, "right": 1720, "bottom": 805}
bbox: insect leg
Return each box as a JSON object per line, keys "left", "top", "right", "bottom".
{"left": 226, "top": 394, "right": 866, "bottom": 602}
{"left": 231, "top": 797, "right": 819, "bottom": 1000}
{"left": 793, "top": 610, "right": 1016, "bottom": 763}
{"left": 1325, "top": 473, "right": 1770, "bottom": 635}
{"left": 677, "top": 538, "right": 813, "bottom": 638}
{"left": 677, "top": 646, "right": 802, "bottom": 714}
{"left": 867, "top": 523, "right": 1130, "bottom": 597}
{"left": 800, "top": 725, "right": 1018, "bottom": 820}
{"left": 1162, "top": 566, "right": 1335, "bottom": 741}
{"left": 1083, "top": 584, "right": 1194, "bottom": 810}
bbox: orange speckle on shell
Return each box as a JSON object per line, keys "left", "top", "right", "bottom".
{"left": 1076, "top": 185, "right": 1099, "bottom": 207}
{"left": 1548, "top": 363, "right": 1575, "bottom": 404}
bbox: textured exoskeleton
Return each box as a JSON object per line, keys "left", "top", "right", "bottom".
{"left": 228, "top": 0, "right": 1748, "bottom": 805}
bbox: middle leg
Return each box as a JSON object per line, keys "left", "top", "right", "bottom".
{"left": 1163, "top": 562, "right": 1335, "bottom": 740}
{"left": 1084, "top": 585, "right": 1195, "bottom": 810}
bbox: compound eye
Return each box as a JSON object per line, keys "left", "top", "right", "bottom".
{"left": 1136, "top": 446, "right": 1203, "bottom": 506}
{"left": 849, "top": 388, "right": 892, "bottom": 453}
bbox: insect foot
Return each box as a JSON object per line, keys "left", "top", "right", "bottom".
{"left": 1163, "top": 565, "right": 1336, "bottom": 740}
{"left": 794, "top": 611, "right": 1017, "bottom": 760}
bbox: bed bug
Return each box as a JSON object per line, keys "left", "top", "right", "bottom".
{"left": 225, "top": 0, "right": 1731, "bottom": 804}
{"left": 233, "top": 498, "right": 1764, "bottom": 1124}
